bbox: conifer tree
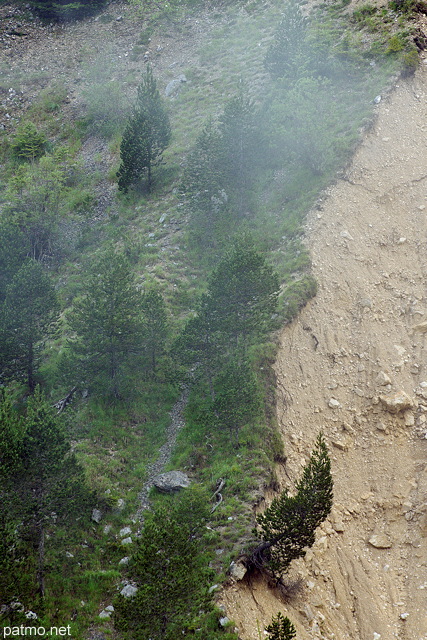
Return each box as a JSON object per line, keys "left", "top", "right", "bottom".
{"left": 117, "top": 66, "right": 171, "bottom": 193}
{"left": 0, "top": 260, "right": 60, "bottom": 391}
{"left": 266, "top": 612, "right": 297, "bottom": 640}
{"left": 114, "top": 489, "right": 212, "bottom": 640}
{"left": 206, "top": 237, "right": 279, "bottom": 350}
{"left": 66, "top": 248, "right": 143, "bottom": 399}
{"left": 218, "top": 92, "right": 262, "bottom": 215}
{"left": 264, "top": 2, "right": 308, "bottom": 79}
{"left": 0, "top": 388, "right": 92, "bottom": 600}
{"left": 250, "top": 433, "right": 333, "bottom": 580}
{"left": 141, "top": 289, "right": 168, "bottom": 374}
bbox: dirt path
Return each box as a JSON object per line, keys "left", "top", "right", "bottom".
{"left": 135, "top": 386, "right": 188, "bottom": 522}
{"left": 221, "top": 60, "right": 427, "bottom": 640}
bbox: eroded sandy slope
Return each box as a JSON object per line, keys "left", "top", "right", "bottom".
{"left": 221, "top": 62, "right": 427, "bottom": 640}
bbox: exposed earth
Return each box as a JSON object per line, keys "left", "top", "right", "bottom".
{"left": 221, "top": 54, "right": 427, "bottom": 640}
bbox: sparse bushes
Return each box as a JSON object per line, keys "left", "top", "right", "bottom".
{"left": 11, "top": 122, "right": 47, "bottom": 162}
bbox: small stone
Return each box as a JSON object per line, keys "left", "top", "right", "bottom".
{"left": 121, "top": 537, "right": 132, "bottom": 545}
{"left": 120, "top": 584, "right": 137, "bottom": 598}
{"left": 412, "top": 320, "right": 427, "bottom": 333}
{"left": 91, "top": 509, "right": 102, "bottom": 523}
{"left": 119, "top": 557, "right": 130, "bottom": 566}
{"left": 328, "top": 398, "right": 341, "bottom": 409}
{"left": 65, "top": 551, "right": 74, "bottom": 558}
{"left": 376, "top": 371, "right": 392, "bottom": 386}
{"left": 404, "top": 411, "right": 415, "bottom": 427}
{"left": 332, "top": 440, "right": 347, "bottom": 451}
{"left": 103, "top": 525, "right": 112, "bottom": 535}
{"left": 369, "top": 534, "right": 392, "bottom": 549}
{"left": 228, "top": 560, "right": 247, "bottom": 581}
{"left": 116, "top": 499, "right": 125, "bottom": 511}
{"left": 105, "top": 605, "right": 115, "bottom": 612}
{"left": 25, "top": 611, "right": 37, "bottom": 620}
{"left": 397, "top": 237, "right": 406, "bottom": 244}
{"left": 153, "top": 470, "right": 191, "bottom": 493}
{"left": 208, "top": 584, "right": 219, "bottom": 594}
{"left": 373, "top": 633, "right": 381, "bottom": 640}
{"left": 400, "top": 612, "right": 409, "bottom": 620}
{"left": 340, "top": 230, "right": 354, "bottom": 240}
{"left": 99, "top": 610, "right": 112, "bottom": 619}
{"left": 219, "top": 617, "right": 229, "bottom": 628}
{"left": 379, "top": 391, "right": 414, "bottom": 414}
{"left": 120, "top": 526, "right": 132, "bottom": 538}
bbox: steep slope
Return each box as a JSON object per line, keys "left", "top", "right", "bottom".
{"left": 221, "top": 61, "right": 427, "bottom": 640}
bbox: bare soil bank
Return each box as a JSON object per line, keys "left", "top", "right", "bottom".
{"left": 221, "top": 55, "right": 427, "bottom": 640}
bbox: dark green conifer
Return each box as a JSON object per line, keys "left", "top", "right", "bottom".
{"left": 266, "top": 612, "right": 297, "bottom": 640}
{"left": 117, "top": 66, "right": 171, "bottom": 193}
{"left": 251, "top": 433, "right": 333, "bottom": 580}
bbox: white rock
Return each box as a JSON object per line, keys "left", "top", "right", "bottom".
{"left": 91, "top": 509, "right": 102, "bottom": 523}
{"left": 400, "top": 612, "right": 409, "bottom": 620}
{"left": 369, "top": 534, "right": 392, "bottom": 549}
{"left": 228, "top": 560, "right": 247, "bottom": 581}
{"left": 376, "top": 371, "right": 392, "bottom": 386}
{"left": 120, "top": 584, "right": 138, "bottom": 598}
{"left": 121, "top": 537, "right": 132, "bottom": 545}
{"left": 105, "top": 605, "right": 115, "bottom": 612}
{"left": 120, "top": 526, "right": 132, "bottom": 537}
{"left": 99, "top": 609, "right": 112, "bottom": 619}
{"left": 328, "top": 398, "right": 341, "bottom": 409}
{"left": 379, "top": 391, "right": 414, "bottom": 414}
{"left": 119, "top": 557, "right": 130, "bottom": 566}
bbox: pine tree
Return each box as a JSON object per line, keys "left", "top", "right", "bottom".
{"left": 206, "top": 237, "right": 280, "bottom": 350}
{"left": 0, "top": 260, "right": 60, "bottom": 391}
{"left": 181, "top": 121, "right": 226, "bottom": 248}
{"left": 141, "top": 289, "right": 168, "bottom": 374}
{"left": 266, "top": 613, "right": 297, "bottom": 640}
{"left": 114, "top": 489, "right": 212, "bottom": 640}
{"left": 66, "top": 248, "right": 143, "bottom": 399}
{"left": 212, "top": 358, "right": 262, "bottom": 444}
{"left": 117, "top": 66, "right": 171, "bottom": 193}
{"left": 250, "top": 433, "right": 333, "bottom": 580}
{"left": 264, "top": 2, "right": 308, "bottom": 79}
{"left": 0, "top": 388, "right": 92, "bottom": 601}
{"left": 218, "top": 92, "right": 262, "bottom": 215}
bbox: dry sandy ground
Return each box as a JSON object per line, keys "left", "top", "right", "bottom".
{"left": 221, "top": 53, "right": 427, "bottom": 640}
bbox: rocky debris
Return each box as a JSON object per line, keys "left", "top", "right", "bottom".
{"left": 412, "top": 320, "right": 427, "bottom": 333}
{"left": 228, "top": 560, "right": 247, "bottom": 581}
{"left": 376, "top": 371, "right": 392, "bottom": 386}
{"left": 91, "top": 509, "right": 102, "bottom": 523}
{"left": 119, "top": 526, "right": 132, "bottom": 537}
{"left": 120, "top": 584, "right": 137, "bottom": 598}
{"left": 379, "top": 391, "right": 414, "bottom": 414}
{"left": 219, "top": 617, "right": 230, "bottom": 628}
{"left": 165, "top": 74, "right": 187, "bottom": 97}
{"left": 332, "top": 439, "right": 347, "bottom": 451}
{"left": 119, "top": 557, "right": 129, "bottom": 566}
{"left": 99, "top": 605, "right": 114, "bottom": 619}
{"left": 121, "top": 536, "right": 132, "bottom": 545}
{"left": 368, "top": 534, "right": 392, "bottom": 549}
{"left": 328, "top": 398, "right": 341, "bottom": 409}
{"left": 153, "top": 470, "right": 191, "bottom": 493}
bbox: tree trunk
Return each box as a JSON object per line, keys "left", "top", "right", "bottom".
{"left": 37, "top": 523, "right": 45, "bottom": 598}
